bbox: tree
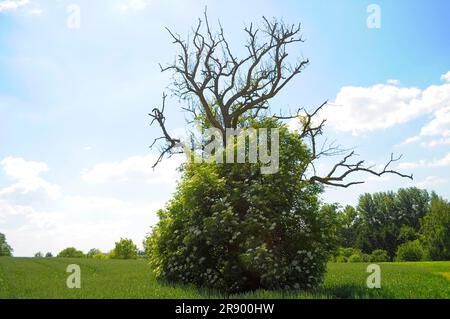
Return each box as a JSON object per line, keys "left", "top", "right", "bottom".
{"left": 352, "top": 188, "right": 430, "bottom": 258}
{"left": 34, "top": 252, "right": 44, "bottom": 258}
{"left": 150, "top": 10, "right": 412, "bottom": 186}
{"left": 45, "top": 252, "right": 53, "bottom": 258}
{"left": 421, "top": 194, "right": 450, "bottom": 261}
{"left": 57, "top": 247, "right": 85, "bottom": 258}
{"left": 337, "top": 205, "right": 360, "bottom": 248}
{"left": 112, "top": 238, "right": 138, "bottom": 259}
{"left": 0, "top": 233, "right": 13, "bottom": 256}
{"left": 147, "top": 11, "right": 412, "bottom": 292}
{"left": 86, "top": 248, "right": 102, "bottom": 258}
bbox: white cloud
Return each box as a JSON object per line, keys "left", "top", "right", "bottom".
{"left": 441, "top": 71, "right": 450, "bottom": 82}
{"left": 398, "top": 152, "right": 450, "bottom": 169}
{"left": 387, "top": 79, "right": 400, "bottom": 85}
{"left": 63, "top": 195, "right": 127, "bottom": 212}
{"left": 1, "top": 194, "right": 163, "bottom": 256}
{"left": 401, "top": 106, "right": 450, "bottom": 148}
{"left": 414, "top": 176, "right": 448, "bottom": 188}
{"left": 116, "top": 0, "right": 149, "bottom": 13}
{"left": 0, "top": 157, "right": 61, "bottom": 201}
{"left": 323, "top": 74, "right": 450, "bottom": 135}
{"left": 81, "top": 154, "right": 184, "bottom": 184}
{"left": 0, "top": 0, "right": 29, "bottom": 12}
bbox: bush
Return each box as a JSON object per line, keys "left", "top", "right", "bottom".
{"left": 332, "top": 247, "right": 367, "bottom": 263}
{"left": 335, "top": 256, "right": 348, "bottom": 263}
{"left": 348, "top": 254, "right": 362, "bottom": 263}
{"left": 396, "top": 240, "right": 424, "bottom": 261}
{"left": 369, "top": 249, "right": 389, "bottom": 262}
{"left": 57, "top": 247, "right": 84, "bottom": 258}
{"left": 112, "top": 238, "right": 138, "bottom": 259}
{"left": 146, "top": 121, "right": 338, "bottom": 293}
{"left": 86, "top": 248, "right": 102, "bottom": 258}
{"left": 93, "top": 253, "right": 108, "bottom": 260}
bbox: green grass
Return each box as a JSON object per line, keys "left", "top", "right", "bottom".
{"left": 0, "top": 257, "right": 449, "bottom": 299}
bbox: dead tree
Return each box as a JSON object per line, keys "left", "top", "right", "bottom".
{"left": 150, "top": 10, "right": 413, "bottom": 186}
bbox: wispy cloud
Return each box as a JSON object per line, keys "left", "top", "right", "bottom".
{"left": 81, "top": 154, "right": 184, "bottom": 185}
{"left": 0, "top": 0, "right": 29, "bottom": 12}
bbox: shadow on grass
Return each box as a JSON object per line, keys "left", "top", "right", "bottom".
{"left": 155, "top": 279, "right": 394, "bottom": 299}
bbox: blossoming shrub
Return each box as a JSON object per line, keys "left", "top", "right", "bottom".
{"left": 146, "top": 121, "right": 338, "bottom": 293}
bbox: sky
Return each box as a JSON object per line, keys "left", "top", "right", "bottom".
{"left": 0, "top": 0, "right": 449, "bottom": 256}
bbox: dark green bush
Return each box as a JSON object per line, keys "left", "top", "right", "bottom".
{"left": 369, "top": 249, "right": 389, "bottom": 262}
{"left": 348, "top": 254, "right": 362, "bottom": 263}
{"left": 396, "top": 240, "right": 424, "bottom": 261}
{"left": 146, "top": 121, "right": 338, "bottom": 293}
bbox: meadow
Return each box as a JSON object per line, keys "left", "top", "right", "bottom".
{"left": 0, "top": 257, "right": 448, "bottom": 299}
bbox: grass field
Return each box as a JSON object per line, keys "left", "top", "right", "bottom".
{"left": 0, "top": 257, "right": 449, "bottom": 299}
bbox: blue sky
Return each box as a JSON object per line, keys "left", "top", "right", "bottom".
{"left": 1, "top": 0, "right": 449, "bottom": 256}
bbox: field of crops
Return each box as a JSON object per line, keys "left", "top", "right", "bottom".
{"left": 0, "top": 257, "right": 449, "bottom": 299}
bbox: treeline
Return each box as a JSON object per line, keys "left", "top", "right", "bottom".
{"left": 33, "top": 238, "right": 143, "bottom": 260}
{"left": 327, "top": 187, "right": 450, "bottom": 262}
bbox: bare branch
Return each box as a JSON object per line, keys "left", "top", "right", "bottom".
{"left": 308, "top": 151, "right": 414, "bottom": 188}
{"left": 149, "top": 93, "right": 183, "bottom": 168}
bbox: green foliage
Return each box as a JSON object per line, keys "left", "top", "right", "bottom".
{"left": 420, "top": 194, "right": 450, "bottom": 261}
{"left": 112, "top": 238, "right": 138, "bottom": 259}
{"left": 369, "top": 249, "right": 389, "bottom": 262}
{"left": 337, "top": 188, "right": 429, "bottom": 258}
{"left": 358, "top": 188, "right": 429, "bottom": 258}
{"left": 146, "top": 120, "right": 338, "bottom": 293}
{"left": 398, "top": 225, "right": 418, "bottom": 244}
{"left": 335, "top": 256, "right": 348, "bottom": 263}
{"left": 93, "top": 253, "right": 108, "bottom": 260}
{"left": 57, "top": 247, "right": 85, "bottom": 258}
{"left": 0, "top": 233, "right": 13, "bottom": 257}
{"left": 332, "top": 247, "right": 368, "bottom": 263}
{"left": 337, "top": 206, "right": 359, "bottom": 248}
{"left": 396, "top": 240, "right": 424, "bottom": 262}
{"left": 34, "top": 252, "right": 43, "bottom": 258}
{"left": 348, "top": 254, "right": 362, "bottom": 263}
{"left": 86, "top": 248, "right": 102, "bottom": 258}
{"left": 45, "top": 252, "right": 53, "bottom": 258}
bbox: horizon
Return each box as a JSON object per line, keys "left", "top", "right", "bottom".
{"left": 1, "top": 0, "right": 450, "bottom": 257}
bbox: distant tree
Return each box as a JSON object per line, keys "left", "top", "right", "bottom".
{"left": 57, "top": 247, "right": 85, "bottom": 258}
{"left": 337, "top": 205, "right": 360, "bottom": 248}
{"left": 420, "top": 194, "right": 450, "bottom": 261}
{"left": 0, "top": 233, "right": 13, "bottom": 256}
{"left": 112, "top": 238, "right": 138, "bottom": 259}
{"left": 45, "top": 252, "right": 53, "bottom": 258}
{"left": 354, "top": 188, "right": 430, "bottom": 258}
{"left": 86, "top": 248, "right": 102, "bottom": 258}
{"left": 34, "top": 252, "right": 44, "bottom": 258}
